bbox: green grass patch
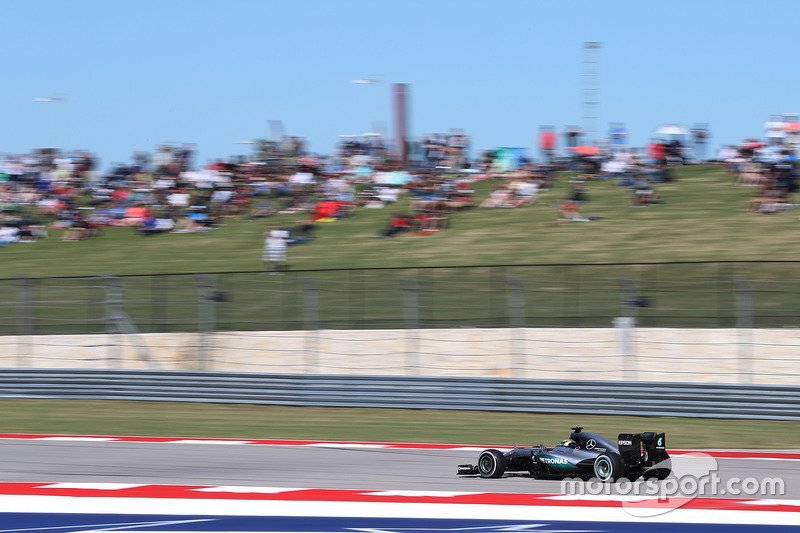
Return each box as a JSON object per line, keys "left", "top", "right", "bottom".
{"left": 2, "top": 399, "right": 798, "bottom": 449}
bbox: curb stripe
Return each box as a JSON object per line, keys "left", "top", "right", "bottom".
{"left": 0, "top": 483, "right": 797, "bottom": 513}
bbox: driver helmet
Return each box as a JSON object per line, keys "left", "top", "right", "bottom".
{"left": 559, "top": 439, "right": 577, "bottom": 448}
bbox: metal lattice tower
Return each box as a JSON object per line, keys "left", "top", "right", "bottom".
{"left": 583, "top": 42, "right": 602, "bottom": 144}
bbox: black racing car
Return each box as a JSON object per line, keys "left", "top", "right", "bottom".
{"left": 457, "top": 427, "right": 670, "bottom": 483}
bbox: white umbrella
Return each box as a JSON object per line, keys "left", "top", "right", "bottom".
{"left": 654, "top": 124, "right": 690, "bottom": 136}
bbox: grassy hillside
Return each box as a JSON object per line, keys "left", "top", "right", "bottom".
{"left": 2, "top": 165, "right": 798, "bottom": 278}
{"left": 3, "top": 167, "right": 799, "bottom": 443}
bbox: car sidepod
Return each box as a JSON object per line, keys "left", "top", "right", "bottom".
{"left": 533, "top": 446, "right": 596, "bottom": 478}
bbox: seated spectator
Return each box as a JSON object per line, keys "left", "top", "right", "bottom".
{"left": 376, "top": 186, "right": 401, "bottom": 204}
{"left": 36, "top": 195, "right": 65, "bottom": 216}
{"left": 0, "top": 224, "right": 19, "bottom": 246}
{"left": 278, "top": 190, "right": 313, "bottom": 214}
{"left": 17, "top": 222, "right": 47, "bottom": 243}
{"left": 750, "top": 182, "right": 790, "bottom": 214}
{"left": 89, "top": 185, "right": 114, "bottom": 205}
{"left": 737, "top": 161, "right": 766, "bottom": 186}
{"left": 310, "top": 200, "right": 335, "bottom": 221}
{"left": 85, "top": 206, "right": 115, "bottom": 227}
{"left": 410, "top": 181, "right": 449, "bottom": 212}
{"left": 510, "top": 179, "right": 539, "bottom": 207}
{"left": 111, "top": 187, "right": 130, "bottom": 204}
{"left": 187, "top": 206, "right": 214, "bottom": 227}
{"left": 569, "top": 185, "right": 589, "bottom": 204}
{"left": 209, "top": 186, "right": 235, "bottom": 216}
{"left": 479, "top": 186, "right": 513, "bottom": 208}
{"left": 373, "top": 213, "right": 411, "bottom": 238}
{"left": 412, "top": 195, "right": 446, "bottom": 212}
{"left": 550, "top": 199, "right": 600, "bottom": 225}
{"left": 173, "top": 207, "right": 213, "bottom": 232}
{"left": 228, "top": 189, "right": 253, "bottom": 217}
{"left": 115, "top": 205, "right": 149, "bottom": 226}
{"left": 630, "top": 183, "right": 663, "bottom": 207}
{"left": 167, "top": 189, "right": 191, "bottom": 209}
{"left": 137, "top": 216, "right": 158, "bottom": 235}
{"left": 444, "top": 190, "right": 474, "bottom": 211}
{"left": 286, "top": 222, "right": 316, "bottom": 245}
{"left": 137, "top": 216, "right": 175, "bottom": 235}
{"left": 251, "top": 201, "right": 277, "bottom": 218}
{"left": 61, "top": 217, "right": 93, "bottom": 241}
{"left": 413, "top": 213, "right": 448, "bottom": 233}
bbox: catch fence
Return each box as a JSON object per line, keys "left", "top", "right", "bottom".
{"left": 1, "top": 261, "right": 799, "bottom": 385}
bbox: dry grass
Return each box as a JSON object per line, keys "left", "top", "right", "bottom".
{"left": 2, "top": 399, "right": 797, "bottom": 449}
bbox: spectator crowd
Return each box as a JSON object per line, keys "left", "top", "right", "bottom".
{"left": 1, "top": 118, "right": 798, "bottom": 250}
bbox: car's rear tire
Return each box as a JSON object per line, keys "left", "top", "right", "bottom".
{"left": 478, "top": 449, "right": 506, "bottom": 478}
{"left": 593, "top": 453, "right": 624, "bottom": 483}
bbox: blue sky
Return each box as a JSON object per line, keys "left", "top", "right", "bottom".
{"left": 3, "top": 0, "right": 798, "bottom": 171}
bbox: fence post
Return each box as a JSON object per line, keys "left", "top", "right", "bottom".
{"left": 105, "top": 276, "right": 123, "bottom": 368}
{"left": 349, "top": 269, "right": 364, "bottom": 329}
{"left": 507, "top": 276, "right": 525, "bottom": 378}
{"left": 403, "top": 277, "right": 420, "bottom": 375}
{"left": 197, "top": 274, "right": 217, "bottom": 371}
{"left": 617, "top": 278, "right": 639, "bottom": 380}
{"left": 734, "top": 278, "right": 753, "bottom": 384}
{"left": 301, "top": 278, "right": 319, "bottom": 373}
{"left": 153, "top": 275, "right": 167, "bottom": 333}
{"left": 16, "top": 276, "right": 33, "bottom": 367}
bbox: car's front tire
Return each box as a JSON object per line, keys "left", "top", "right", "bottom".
{"left": 478, "top": 449, "right": 506, "bottom": 478}
{"left": 593, "top": 453, "right": 625, "bottom": 482}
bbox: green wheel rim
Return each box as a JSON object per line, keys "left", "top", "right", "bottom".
{"left": 597, "top": 459, "right": 611, "bottom": 479}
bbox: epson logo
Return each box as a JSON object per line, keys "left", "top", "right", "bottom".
{"left": 540, "top": 456, "right": 569, "bottom": 465}
{"left": 619, "top": 440, "right": 633, "bottom": 446}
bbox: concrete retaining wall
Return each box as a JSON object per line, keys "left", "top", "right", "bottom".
{"left": 1, "top": 327, "right": 799, "bottom": 385}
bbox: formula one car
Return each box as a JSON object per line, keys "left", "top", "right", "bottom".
{"left": 457, "top": 427, "right": 670, "bottom": 482}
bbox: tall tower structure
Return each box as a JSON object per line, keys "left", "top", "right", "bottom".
{"left": 392, "top": 83, "right": 410, "bottom": 168}
{"left": 582, "top": 42, "right": 602, "bottom": 144}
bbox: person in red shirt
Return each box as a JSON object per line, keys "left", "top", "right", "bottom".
{"left": 647, "top": 138, "right": 666, "bottom": 165}
{"left": 539, "top": 126, "right": 557, "bottom": 162}
{"left": 373, "top": 213, "right": 411, "bottom": 238}
{"left": 550, "top": 199, "right": 594, "bottom": 225}
{"left": 111, "top": 187, "right": 129, "bottom": 204}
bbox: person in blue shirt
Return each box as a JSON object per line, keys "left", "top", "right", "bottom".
{"left": 607, "top": 123, "right": 629, "bottom": 152}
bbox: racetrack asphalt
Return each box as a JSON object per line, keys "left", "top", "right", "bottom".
{"left": 0, "top": 439, "right": 796, "bottom": 499}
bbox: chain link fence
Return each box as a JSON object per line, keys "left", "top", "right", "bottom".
{"left": 1, "top": 261, "right": 800, "bottom": 384}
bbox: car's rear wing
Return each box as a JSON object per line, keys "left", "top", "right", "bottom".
{"left": 618, "top": 432, "right": 669, "bottom": 469}
{"left": 617, "top": 433, "right": 644, "bottom": 470}
{"left": 641, "top": 431, "right": 669, "bottom": 465}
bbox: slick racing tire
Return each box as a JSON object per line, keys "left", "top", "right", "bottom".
{"left": 593, "top": 453, "right": 625, "bottom": 483}
{"left": 478, "top": 449, "right": 506, "bottom": 479}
